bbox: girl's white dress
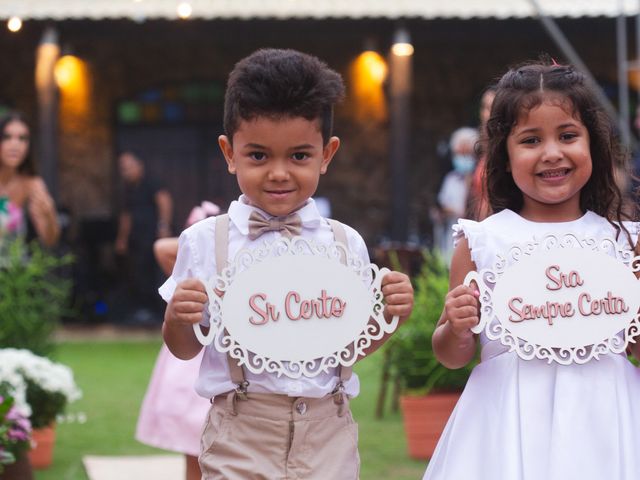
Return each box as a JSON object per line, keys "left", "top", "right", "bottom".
{"left": 424, "top": 209, "right": 640, "bottom": 480}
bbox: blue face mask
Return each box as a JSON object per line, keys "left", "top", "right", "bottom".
{"left": 452, "top": 154, "right": 476, "bottom": 174}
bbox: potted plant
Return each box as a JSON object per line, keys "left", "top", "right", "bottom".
{"left": 0, "top": 349, "right": 82, "bottom": 469}
{"left": 0, "top": 239, "right": 73, "bottom": 356}
{"left": 388, "top": 250, "right": 475, "bottom": 460}
{"left": 0, "top": 390, "right": 32, "bottom": 479}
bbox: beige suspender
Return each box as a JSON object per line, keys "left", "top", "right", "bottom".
{"left": 214, "top": 215, "right": 248, "bottom": 389}
{"left": 214, "top": 215, "right": 353, "bottom": 394}
{"left": 326, "top": 219, "right": 352, "bottom": 383}
{"left": 326, "top": 219, "right": 347, "bottom": 245}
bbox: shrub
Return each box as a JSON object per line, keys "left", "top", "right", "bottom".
{"left": 0, "top": 239, "right": 73, "bottom": 356}
{"left": 389, "top": 250, "right": 475, "bottom": 395}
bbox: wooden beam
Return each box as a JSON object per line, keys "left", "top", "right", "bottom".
{"left": 35, "top": 26, "right": 60, "bottom": 201}
{"left": 389, "top": 27, "right": 412, "bottom": 242}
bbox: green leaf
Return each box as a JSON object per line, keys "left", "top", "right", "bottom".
{"left": 388, "top": 250, "right": 476, "bottom": 395}
{"left": 0, "top": 239, "right": 74, "bottom": 356}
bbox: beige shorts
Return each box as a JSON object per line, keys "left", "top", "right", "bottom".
{"left": 200, "top": 391, "right": 360, "bottom": 480}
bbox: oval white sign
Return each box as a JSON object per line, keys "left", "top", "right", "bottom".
{"left": 222, "top": 254, "right": 372, "bottom": 362}
{"left": 197, "top": 236, "right": 398, "bottom": 378}
{"left": 491, "top": 247, "right": 640, "bottom": 349}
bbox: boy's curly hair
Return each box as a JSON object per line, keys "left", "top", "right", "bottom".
{"left": 223, "top": 49, "right": 345, "bottom": 145}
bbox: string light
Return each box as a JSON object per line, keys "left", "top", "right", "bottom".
{"left": 391, "top": 28, "right": 414, "bottom": 57}
{"left": 177, "top": 2, "right": 192, "bottom": 19}
{"left": 7, "top": 16, "right": 22, "bottom": 33}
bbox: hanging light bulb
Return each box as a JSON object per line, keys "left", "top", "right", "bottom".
{"left": 391, "top": 28, "right": 414, "bottom": 57}
{"left": 7, "top": 16, "right": 22, "bottom": 33}
{"left": 177, "top": 2, "right": 193, "bottom": 19}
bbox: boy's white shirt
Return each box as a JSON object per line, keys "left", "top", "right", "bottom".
{"left": 159, "top": 195, "right": 367, "bottom": 399}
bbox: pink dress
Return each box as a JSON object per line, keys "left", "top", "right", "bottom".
{"left": 136, "top": 202, "right": 220, "bottom": 456}
{"left": 135, "top": 345, "right": 209, "bottom": 456}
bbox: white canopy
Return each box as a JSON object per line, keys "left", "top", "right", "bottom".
{"left": 1, "top": 0, "right": 638, "bottom": 21}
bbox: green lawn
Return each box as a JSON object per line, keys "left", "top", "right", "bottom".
{"left": 34, "top": 339, "right": 426, "bottom": 480}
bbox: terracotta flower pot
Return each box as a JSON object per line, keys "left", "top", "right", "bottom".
{"left": 27, "top": 424, "right": 56, "bottom": 469}
{"left": 400, "top": 392, "right": 460, "bottom": 460}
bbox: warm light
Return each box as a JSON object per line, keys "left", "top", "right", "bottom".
{"left": 55, "top": 55, "right": 80, "bottom": 89}
{"left": 177, "top": 2, "right": 192, "bottom": 19}
{"left": 7, "top": 16, "right": 22, "bottom": 32}
{"left": 391, "top": 43, "right": 414, "bottom": 57}
{"left": 391, "top": 28, "right": 414, "bottom": 57}
{"left": 55, "top": 55, "right": 91, "bottom": 116}
{"left": 349, "top": 51, "right": 388, "bottom": 122}
{"left": 361, "top": 51, "right": 388, "bottom": 84}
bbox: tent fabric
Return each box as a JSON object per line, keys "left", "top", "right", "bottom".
{"left": 1, "top": 0, "right": 638, "bottom": 21}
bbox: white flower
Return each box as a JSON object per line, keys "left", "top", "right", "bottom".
{"left": 0, "top": 349, "right": 82, "bottom": 416}
{"left": 0, "top": 362, "right": 30, "bottom": 416}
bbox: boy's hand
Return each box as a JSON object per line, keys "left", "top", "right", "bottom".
{"left": 444, "top": 284, "right": 479, "bottom": 339}
{"left": 166, "top": 279, "right": 208, "bottom": 326}
{"left": 382, "top": 271, "right": 414, "bottom": 322}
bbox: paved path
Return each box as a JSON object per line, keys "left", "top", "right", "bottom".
{"left": 83, "top": 455, "right": 184, "bottom": 480}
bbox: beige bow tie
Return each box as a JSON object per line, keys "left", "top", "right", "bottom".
{"left": 248, "top": 211, "right": 303, "bottom": 240}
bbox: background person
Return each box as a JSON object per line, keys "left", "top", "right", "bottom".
{"left": 115, "top": 150, "right": 173, "bottom": 324}
{"left": 136, "top": 202, "right": 220, "bottom": 480}
{"left": 0, "top": 111, "right": 59, "bottom": 247}
{"left": 467, "top": 85, "right": 496, "bottom": 220}
{"left": 433, "top": 126, "right": 479, "bottom": 263}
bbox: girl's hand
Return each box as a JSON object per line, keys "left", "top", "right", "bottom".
{"left": 382, "top": 271, "right": 414, "bottom": 322}
{"left": 444, "top": 284, "right": 480, "bottom": 339}
{"left": 166, "top": 279, "right": 208, "bottom": 326}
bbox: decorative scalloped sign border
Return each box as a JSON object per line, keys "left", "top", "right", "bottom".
{"left": 193, "top": 236, "right": 398, "bottom": 378}
{"left": 465, "top": 233, "right": 640, "bottom": 364}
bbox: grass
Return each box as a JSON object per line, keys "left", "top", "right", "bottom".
{"left": 34, "top": 338, "right": 426, "bottom": 480}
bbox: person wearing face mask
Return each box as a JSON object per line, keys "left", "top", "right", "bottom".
{"left": 434, "top": 127, "right": 479, "bottom": 263}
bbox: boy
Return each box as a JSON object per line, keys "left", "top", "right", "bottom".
{"left": 162, "top": 48, "right": 414, "bottom": 479}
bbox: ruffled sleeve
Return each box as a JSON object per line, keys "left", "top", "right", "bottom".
{"left": 452, "top": 218, "right": 485, "bottom": 268}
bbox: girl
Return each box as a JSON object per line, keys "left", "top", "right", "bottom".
{"left": 0, "top": 112, "right": 59, "bottom": 246}
{"left": 136, "top": 201, "right": 220, "bottom": 480}
{"left": 423, "top": 61, "right": 640, "bottom": 480}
